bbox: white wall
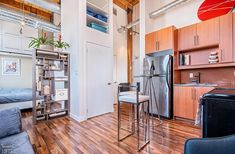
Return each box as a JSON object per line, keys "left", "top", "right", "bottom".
{"left": 61, "top": 0, "right": 113, "bottom": 121}
{"left": 113, "top": 4, "right": 128, "bottom": 84}
{"left": 132, "top": 4, "right": 140, "bottom": 83}
{"left": 0, "top": 55, "right": 32, "bottom": 88}
{"left": 145, "top": 0, "right": 203, "bottom": 33}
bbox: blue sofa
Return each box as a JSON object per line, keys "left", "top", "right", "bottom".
{"left": 0, "top": 108, "right": 35, "bottom": 154}
{"left": 184, "top": 135, "right": 235, "bottom": 154}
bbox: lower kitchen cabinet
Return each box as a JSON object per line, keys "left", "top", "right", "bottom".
{"left": 174, "top": 86, "right": 214, "bottom": 120}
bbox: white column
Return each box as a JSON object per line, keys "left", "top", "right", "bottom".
{"left": 139, "top": 0, "right": 146, "bottom": 90}
{"left": 61, "top": 0, "right": 87, "bottom": 121}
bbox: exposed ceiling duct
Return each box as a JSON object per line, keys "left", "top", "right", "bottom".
{"left": 0, "top": 7, "right": 61, "bottom": 33}
{"left": 24, "top": 0, "right": 61, "bottom": 14}
{"left": 149, "top": 0, "right": 192, "bottom": 19}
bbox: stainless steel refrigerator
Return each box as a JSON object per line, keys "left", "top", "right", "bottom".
{"left": 143, "top": 53, "right": 173, "bottom": 118}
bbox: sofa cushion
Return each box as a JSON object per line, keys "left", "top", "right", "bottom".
{"left": 0, "top": 107, "right": 22, "bottom": 139}
{"left": 0, "top": 132, "right": 34, "bottom": 154}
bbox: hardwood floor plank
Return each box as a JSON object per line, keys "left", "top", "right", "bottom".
{"left": 21, "top": 106, "right": 200, "bottom": 154}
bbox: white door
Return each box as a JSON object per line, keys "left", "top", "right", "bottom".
{"left": 87, "top": 42, "right": 114, "bottom": 118}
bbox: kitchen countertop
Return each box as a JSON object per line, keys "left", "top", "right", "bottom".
{"left": 174, "top": 83, "right": 218, "bottom": 87}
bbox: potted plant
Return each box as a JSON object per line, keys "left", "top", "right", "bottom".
{"left": 53, "top": 34, "right": 70, "bottom": 52}
{"left": 29, "top": 31, "right": 52, "bottom": 49}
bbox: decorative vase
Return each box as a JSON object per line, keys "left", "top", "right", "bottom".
{"left": 54, "top": 47, "right": 63, "bottom": 52}
{"left": 39, "top": 44, "right": 50, "bottom": 50}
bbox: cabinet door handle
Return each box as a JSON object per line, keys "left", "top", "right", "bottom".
{"left": 156, "top": 41, "right": 158, "bottom": 51}
{"left": 194, "top": 88, "right": 196, "bottom": 101}
{"left": 191, "top": 88, "right": 194, "bottom": 100}
{"left": 220, "top": 49, "right": 223, "bottom": 62}
{"left": 197, "top": 35, "right": 199, "bottom": 46}
{"left": 194, "top": 36, "right": 196, "bottom": 46}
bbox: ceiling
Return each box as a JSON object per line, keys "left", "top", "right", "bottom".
{"left": 113, "top": 0, "right": 139, "bottom": 10}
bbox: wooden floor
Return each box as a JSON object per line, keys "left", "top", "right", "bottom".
{"left": 22, "top": 106, "right": 201, "bottom": 154}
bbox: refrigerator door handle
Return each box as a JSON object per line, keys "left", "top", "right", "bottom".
{"left": 166, "top": 57, "right": 170, "bottom": 90}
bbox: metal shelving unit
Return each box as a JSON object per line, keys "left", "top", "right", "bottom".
{"left": 32, "top": 49, "right": 70, "bottom": 123}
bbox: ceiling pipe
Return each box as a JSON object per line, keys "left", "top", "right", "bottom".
{"left": 24, "top": 0, "right": 61, "bottom": 14}
{"left": 126, "top": 19, "right": 139, "bottom": 29}
{"left": 117, "top": 19, "right": 140, "bottom": 33}
{"left": 0, "top": 7, "right": 61, "bottom": 33}
{"left": 149, "top": 0, "right": 192, "bottom": 19}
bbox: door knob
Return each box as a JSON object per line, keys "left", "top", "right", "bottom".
{"left": 107, "top": 83, "right": 112, "bottom": 85}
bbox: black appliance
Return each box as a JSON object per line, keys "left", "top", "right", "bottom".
{"left": 202, "top": 88, "right": 235, "bottom": 138}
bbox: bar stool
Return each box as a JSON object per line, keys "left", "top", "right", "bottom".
{"left": 117, "top": 82, "right": 150, "bottom": 151}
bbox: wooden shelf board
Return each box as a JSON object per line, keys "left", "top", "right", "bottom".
{"left": 176, "top": 62, "right": 235, "bottom": 70}
{"left": 178, "top": 44, "right": 219, "bottom": 53}
{"left": 48, "top": 109, "right": 68, "bottom": 115}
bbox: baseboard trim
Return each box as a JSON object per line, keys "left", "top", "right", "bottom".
{"left": 69, "top": 113, "right": 87, "bottom": 122}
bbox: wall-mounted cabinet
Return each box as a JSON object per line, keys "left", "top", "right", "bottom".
{"left": 0, "top": 20, "right": 38, "bottom": 54}
{"left": 178, "top": 24, "right": 197, "bottom": 51}
{"left": 220, "top": 13, "right": 233, "bottom": 63}
{"left": 145, "top": 26, "right": 175, "bottom": 54}
{"left": 196, "top": 17, "right": 219, "bottom": 47}
{"left": 86, "top": 0, "right": 109, "bottom": 34}
{"left": 174, "top": 86, "right": 214, "bottom": 120}
{"left": 176, "top": 13, "right": 235, "bottom": 70}
{"left": 178, "top": 18, "right": 219, "bottom": 51}
{"left": 145, "top": 31, "right": 157, "bottom": 54}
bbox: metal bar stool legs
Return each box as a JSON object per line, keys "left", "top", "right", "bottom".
{"left": 117, "top": 83, "right": 150, "bottom": 151}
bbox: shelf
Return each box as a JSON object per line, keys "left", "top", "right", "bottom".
{"left": 43, "top": 68, "right": 62, "bottom": 71}
{"left": 176, "top": 62, "right": 235, "bottom": 70}
{"left": 44, "top": 100, "right": 68, "bottom": 104}
{"left": 34, "top": 49, "right": 70, "bottom": 123}
{"left": 178, "top": 44, "right": 219, "bottom": 53}
{"left": 87, "top": 1, "right": 109, "bottom": 16}
{"left": 87, "top": 14, "right": 108, "bottom": 27}
{"left": 48, "top": 109, "right": 68, "bottom": 115}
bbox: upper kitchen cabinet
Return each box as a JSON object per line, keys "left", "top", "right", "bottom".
{"left": 145, "top": 31, "right": 157, "bottom": 54}
{"left": 157, "top": 26, "right": 175, "bottom": 51}
{"left": 220, "top": 13, "right": 233, "bottom": 63}
{"left": 178, "top": 24, "right": 197, "bottom": 51}
{"left": 196, "top": 17, "right": 219, "bottom": 47}
{"left": 145, "top": 26, "right": 175, "bottom": 54}
{"left": 178, "top": 17, "right": 219, "bottom": 51}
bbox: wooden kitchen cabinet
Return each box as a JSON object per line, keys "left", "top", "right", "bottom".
{"left": 193, "top": 87, "right": 214, "bottom": 119}
{"left": 174, "top": 86, "right": 194, "bottom": 120}
{"left": 145, "top": 31, "right": 157, "bottom": 54}
{"left": 157, "top": 26, "right": 175, "bottom": 51}
{"left": 178, "top": 17, "right": 219, "bottom": 51}
{"left": 220, "top": 13, "right": 233, "bottom": 63}
{"left": 174, "top": 86, "right": 214, "bottom": 120}
{"left": 196, "top": 17, "right": 219, "bottom": 47}
{"left": 177, "top": 24, "right": 197, "bottom": 51}
{"left": 232, "top": 13, "right": 235, "bottom": 62}
{"left": 145, "top": 26, "right": 175, "bottom": 54}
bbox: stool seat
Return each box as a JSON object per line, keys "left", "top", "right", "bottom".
{"left": 119, "top": 94, "right": 150, "bottom": 104}
{"left": 119, "top": 91, "right": 143, "bottom": 96}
